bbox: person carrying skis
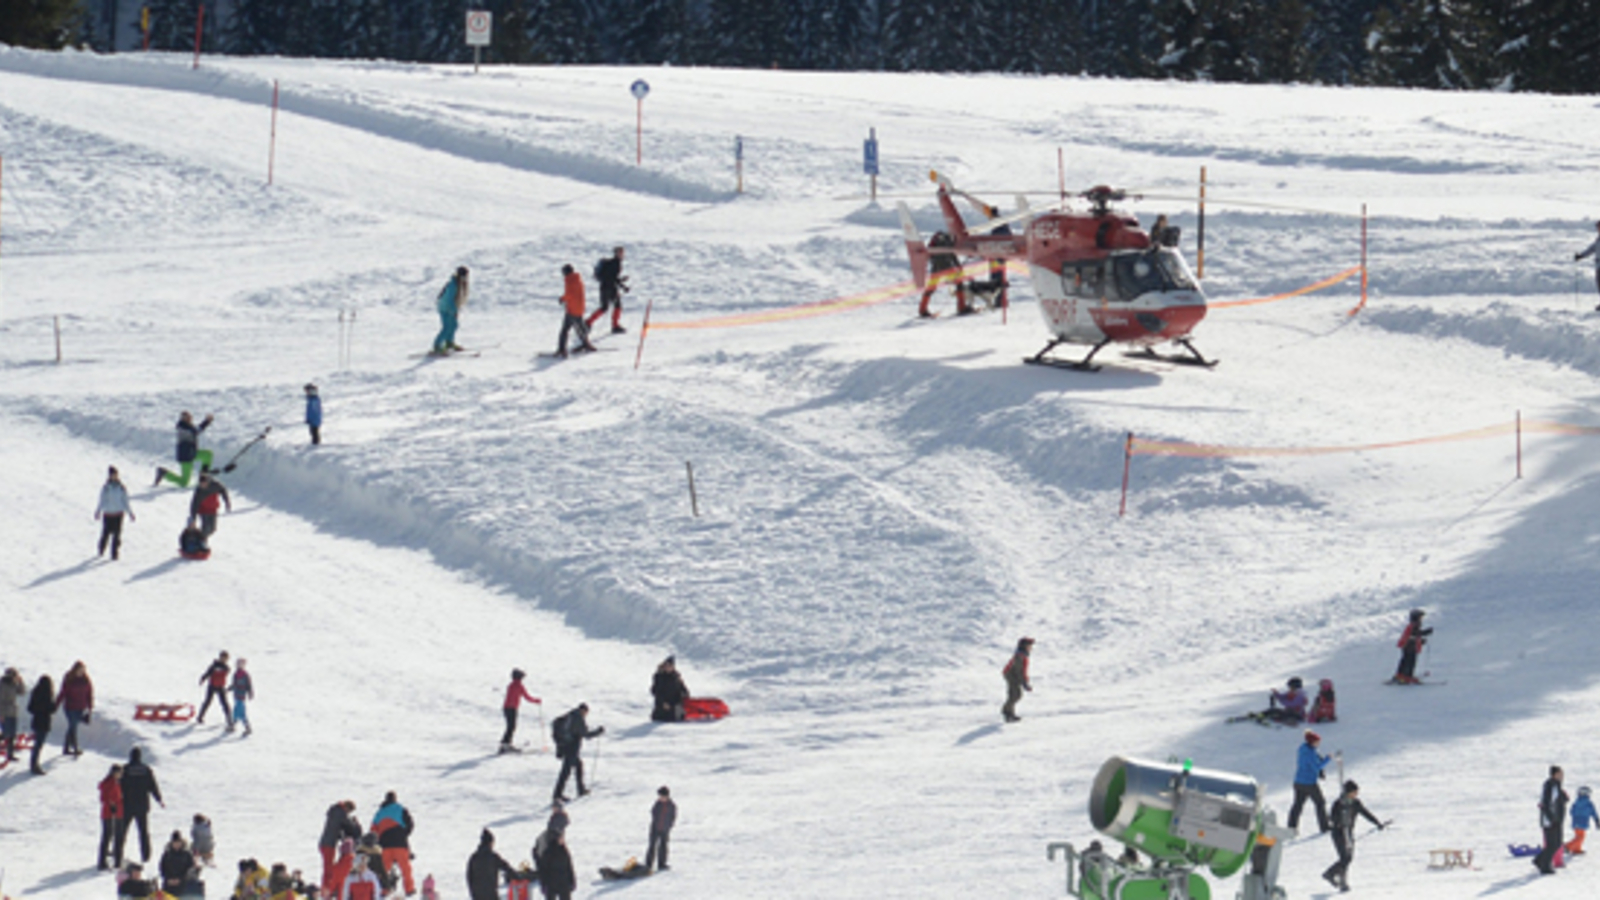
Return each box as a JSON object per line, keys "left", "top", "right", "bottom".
{"left": 651, "top": 656, "right": 689, "bottom": 723}
{"left": 646, "top": 785, "right": 676, "bottom": 872}
{"left": 432, "top": 266, "right": 470, "bottom": 355}
{"left": 1535, "top": 765, "right": 1569, "bottom": 875}
{"left": 154, "top": 411, "right": 213, "bottom": 488}
{"left": 56, "top": 660, "right": 94, "bottom": 756}
{"left": 197, "top": 652, "right": 232, "bottom": 727}
{"left": 466, "top": 828, "right": 516, "bottom": 900}
{"left": 1393, "top": 608, "right": 1432, "bottom": 684}
{"left": 556, "top": 264, "right": 595, "bottom": 358}
{"left": 371, "top": 790, "right": 418, "bottom": 896}
{"left": 918, "top": 232, "right": 971, "bottom": 318}
{"left": 551, "top": 702, "right": 604, "bottom": 803}
{"left": 121, "top": 746, "right": 165, "bottom": 863}
{"left": 228, "top": 658, "right": 254, "bottom": 736}
{"left": 1568, "top": 785, "right": 1596, "bottom": 855}
{"left": 96, "top": 466, "right": 136, "bottom": 560}
{"left": 1287, "top": 729, "right": 1332, "bottom": 834}
{"left": 1322, "top": 780, "right": 1383, "bottom": 892}
{"left": 304, "top": 383, "right": 323, "bottom": 445}
{"left": 500, "top": 668, "right": 541, "bottom": 753}
{"left": 586, "top": 246, "right": 629, "bottom": 335}
{"left": 189, "top": 471, "right": 232, "bottom": 538}
{"left": 1001, "top": 637, "right": 1034, "bottom": 723}
{"left": 1575, "top": 221, "right": 1600, "bottom": 311}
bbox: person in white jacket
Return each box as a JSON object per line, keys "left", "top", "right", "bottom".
{"left": 341, "top": 851, "right": 383, "bottom": 900}
{"left": 1575, "top": 221, "right": 1600, "bottom": 310}
{"left": 94, "top": 466, "right": 135, "bottom": 560}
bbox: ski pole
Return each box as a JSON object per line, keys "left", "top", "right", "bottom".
{"left": 538, "top": 704, "right": 548, "bottom": 753}
{"left": 591, "top": 733, "right": 601, "bottom": 785}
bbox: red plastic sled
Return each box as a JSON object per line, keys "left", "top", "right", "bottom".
{"left": 683, "top": 697, "right": 729, "bottom": 720}
{"left": 0, "top": 733, "right": 35, "bottom": 769}
{"left": 133, "top": 703, "right": 196, "bottom": 723}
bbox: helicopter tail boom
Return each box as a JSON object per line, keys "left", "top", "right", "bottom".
{"left": 897, "top": 201, "right": 931, "bottom": 290}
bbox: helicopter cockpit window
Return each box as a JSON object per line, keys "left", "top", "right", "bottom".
{"left": 1155, "top": 249, "right": 1198, "bottom": 290}
{"left": 1065, "top": 263, "right": 1106, "bottom": 300}
{"left": 1112, "top": 249, "right": 1195, "bottom": 299}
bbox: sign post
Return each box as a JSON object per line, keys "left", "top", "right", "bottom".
{"left": 863, "top": 128, "right": 879, "bottom": 202}
{"left": 140, "top": 5, "right": 149, "bottom": 50}
{"left": 630, "top": 79, "right": 650, "bottom": 165}
{"left": 465, "top": 10, "right": 492, "bottom": 73}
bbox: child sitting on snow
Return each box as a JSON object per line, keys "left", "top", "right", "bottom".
{"left": 1264, "top": 677, "right": 1308, "bottom": 723}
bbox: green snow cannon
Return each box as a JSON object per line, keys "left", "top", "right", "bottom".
{"left": 1089, "top": 755, "right": 1260, "bottom": 875}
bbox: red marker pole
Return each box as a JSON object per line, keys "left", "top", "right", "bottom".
{"left": 1118, "top": 432, "right": 1134, "bottom": 518}
{"left": 191, "top": 4, "right": 205, "bottom": 70}
{"left": 633, "top": 298, "right": 653, "bottom": 370}
{"left": 267, "top": 80, "right": 279, "bottom": 186}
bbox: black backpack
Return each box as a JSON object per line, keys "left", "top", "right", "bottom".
{"left": 551, "top": 711, "right": 572, "bottom": 747}
{"left": 593, "top": 259, "right": 605, "bottom": 282}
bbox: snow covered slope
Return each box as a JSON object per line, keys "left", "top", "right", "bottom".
{"left": 3, "top": 47, "right": 1600, "bottom": 898}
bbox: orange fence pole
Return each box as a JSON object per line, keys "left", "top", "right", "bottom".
{"left": 1349, "top": 202, "right": 1369, "bottom": 316}
{"left": 1119, "top": 432, "right": 1134, "bottom": 518}
{"left": 633, "top": 298, "right": 653, "bottom": 370}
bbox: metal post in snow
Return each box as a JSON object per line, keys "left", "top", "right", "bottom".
{"left": 735, "top": 135, "right": 743, "bottom": 194}
{"left": 630, "top": 80, "right": 650, "bottom": 166}
{"left": 1197, "top": 166, "right": 1207, "bottom": 280}
{"left": 54, "top": 315, "right": 61, "bottom": 364}
{"left": 191, "top": 4, "right": 204, "bottom": 70}
{"left": 1058, "top": 147, "right": 1065, "bottom": 201}
{"left": 686, "top": 461, "right": 699, "bottom": 517}
{"left": 1119, "top": 432, "right": 1134, "bottom": 517}
{"left": 633, "top": 297, "right": 653, "bottom": 370}
{"left": 267, "top": 80, "right": 279, "bottom": 186}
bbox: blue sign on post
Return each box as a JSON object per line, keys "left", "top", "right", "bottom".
{"left": 630, "top": 79, "right": 650, "bottom": 99}
{"left": 863, "top": 128, "right": 879, "bottom": 176}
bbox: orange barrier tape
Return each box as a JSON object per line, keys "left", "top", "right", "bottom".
{"left": 1210, "top": 266, "right": 1362, "bottom": 310}
{"left": 1131, "top": 419, "right": 1600, "bottom": 459}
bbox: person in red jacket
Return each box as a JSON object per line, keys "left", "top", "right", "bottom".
{"left": 1392, "top": 609, "right": 1432, "bottom": 684}
{"left": 1001, "top": 637, "right": 1034, "bottom": 723}
{"left": 99, "top": 764, "right": 124, "bottom": 870}
{"left": 197, "top": 652, "right": 232, "bottom": 727}
{"left": 57, "top": 660, "right": 94, "bottom": 756}
{"left": 188, "top": 472, "right": 232, "bottom": 538}
{"left": 556, "top": 264, "right": 595, "bottom": 358}
{"left": 500, "top": 668, "right": 541, "bottom": 754}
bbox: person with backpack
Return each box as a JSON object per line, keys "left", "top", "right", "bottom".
{"left": 372, "top": 790, "right": 418, "bottom": 896}
{"left": 95, "top": 466, "right": 136, "bottom": 560}
{"left": 121, "top": 747, "right": 165, "bottom": 863}
{"left": 56, "top": 660, "right": 94, "bottom": 756}
{"left": 189, "top": 471, "right": 232, "bottom": 538}
{"left": 153, "top": 411, "right": 213, "bottom": 488}
{"left": 555, "top": 264, "right": 595, "bottom": 358}
{"left": 1308, "top": 679, "right": 1337, "bottom": 724}
{"left": 651, "top": 657, "right": 688, "bottom": 723}
{"left": 918, "top": 231, "right": 971, "bottom": 318}
{"left": 26, "top": 672, "right": 56, "bottom": 775}
{"left": 432, "top": 266, "right": 470, "bottom": 355}
{"left": 1287, "top": 729, "right": 1332, "bottom": 834}
{"left": 466, "top": 828, "right": 517, "bottom": 900}
{"left": 1568, "top": 785, "right": 1597, "bottom": 855}
{"left": 551, "top": 703, "right": 605, "bottom": 803}
{"left": 318, "top": 801, "right": 362, "bottom": 894}
{"left": 228, "top": 659, "right": 254, "bottom": 736}
{"left": 646, "top": 785, "right": 676, "bottom": 872}
{"left": 1321, "top": 780, "right": 1383, "bottom": 892}
{"left": 304, "top": 383, "right": 323, "bottom": 445}
{"left": 1535, "top": 765, "right": 1569, "bottom": 875}
{"left": 1392, "top": 608, "right": 1432, "bottom": 684}
{"left": 99, "top": 764, "right": 125, "bottom": 870}
{"left": 500, "top": 668, "right": 541, "bottom": 754}
{"left": 585, "top": 246, "right": 629, "bottom": 335}
{"left": 1001, "top": 637, "right": 1034, "bottom": 723}
{"left": 197, "top": 652, "right": 232, "bottom": 727}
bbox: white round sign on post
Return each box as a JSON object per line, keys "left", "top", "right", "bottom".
{"left": 630, "top": 79, "right": 650, "bottom": 100}
{"left": 465, "top": 11, "right": 492, "bottom": 47}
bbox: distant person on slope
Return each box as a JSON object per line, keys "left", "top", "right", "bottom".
{"left": 318, "top": 800, "right": 362, "bottom": 894}
{"left": 99, "top": 764, "right": 125, "bottom": 870}
{"left": 1321, "top": 780, "right": 1383, "bottom": 892}
{"left": 646, "top": 785, "right": 676, "bottom": 872}
{"left": 228, "top": 658, "right": 254, "bottom": 736}
{"left": 432, "top": 265, "right": 470, "bottom": 355}
{"left": 56, "top": 659, "right": 94, "bottom": 757}
{"left": 0, "top": 666, "right": 24, "bottom": 763}
{"left": 1575, "top": 221, "right": 1600, "bottom": 310}
{"left": 189, "top": 471, "right": 232, "bottom": 538}
{"left": 1287, "top": 729, "right": 1332, "bottom": 834}
{"left": 466, "top": 828, "right": 517, "bottom": 900}
{"left": 1001, "top": 637, "right": 1034, "bottom": 723}
{"left": 304, "top": 383, "right": 323, "bottom": 445}
{"left": 1535, "top": 765, "right": 1569, "bottom": 875}
{"left": 197, "top": 651, "right": 232, "bottom": 727}
{"left": 918, "top": 231, "right": 971, "bottom": 318}
{"left": 95, "top": 466, "right": 136, "bottom": 560}
{"left": 371, "top": 790, "right": 419, "bottom": 896}
{"left": 535, "top": 828, "right": 576, "bottom": 900}
{"left": 651, "top": 656, "right": 689, "bottom": 723}
{"left": 500, "top": 668, "right": 541, "bottom": 753}
{"left": 556, "top": 264, "right": 595, "bottom": 358}
{"left": 153, "top": 411, "right": 213, "bottom": 488}
{"left": 586, "top": 246, "right": 629, "bottom": 335}
{"left": 26, "top": 672, "right": 56, "bottom": 775}
{"left": 1392, "top": 608, "right": 1432, "bottom": 685}
{"left": 551, "top": 703, "right": 604, "bottom": 803}
{"left": 1263, "top": 676, "right": 1308, "bottom": 724}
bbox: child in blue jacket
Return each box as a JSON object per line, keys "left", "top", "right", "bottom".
{"left": 304, "top": 384, "right": 322, "bottom": 445}
{"left": 1569, "top": 786, "right": 1596, "bottom": 854}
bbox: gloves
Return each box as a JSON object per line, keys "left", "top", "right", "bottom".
{"left": 1024, "top": 685, "right": 1033, "bottom": 692}
{"left": 83, "top": 712, "right": 91, "bottom": 725}
{"left": 1378, "top": 823, "right": 1386, "bottom": 830}
{"left": 596, "top": 726, "right": 606, "bottom": 736}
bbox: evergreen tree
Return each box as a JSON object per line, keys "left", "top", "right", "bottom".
{"left": 1303, "top": 0, "right": 1385, "bottom": 84}
{"left": 1495, "top": 0, "right": 1600, "bottom": 93}
{"left": 526, "top": 0, "right": 600, "bottom": 62}
{"left": 703, "top": 0, "right": 786, "bottom": 67}
{"left": 1083, "top": 0, "right": 1163, "bottom": 78}
{"left": 616, "top": 0, "right": 690, "bottom": 64}
{"left": 143, "top": 0, "right": 201, "bottom": 50}
{"left": 0, "top": 0, "right": 84, "bottom": 48}
{"left": 1004, "top": 0, "right": 1083, "bottom": 74}
{"left": 881, "top": 0, "right": 985, "bottom": 72}
{"left": 1365, "top": 0, "right": 1500, "bottom": 89}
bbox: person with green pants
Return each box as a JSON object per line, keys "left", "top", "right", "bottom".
{"left": 153, "top": 411, "right": 213, "bottom": 488}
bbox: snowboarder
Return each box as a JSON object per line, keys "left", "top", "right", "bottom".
{"left": 651, "top": 656, "right": 689, "bottom": 723}
{"left": 432, "top": 265, "right": 470, "bottom": 355}
{"left": 153, "top": 412, "right": 213, "bottom": 488}
{"left": 556, "top": 264, "right": 595, "bottom": 358}
{"left": 1287, "top": 729, "right": 1332, "bottom": 834}
{"left": 318, "top": 800, "right": 361, "bottom": 895}
{"left": 1535, "top": 765, "right": 1569, "bottom": 875}
{"left": 586, "top": 246, "right": 629, "bottom": 334}
{"left": 372, "top": 790, "right": 418, "bottom": 896}
{"left": 304, "top": 383, "right": 323, "bottom": 445}
{"left": 1568, "top": 785, "right": 1596, "bottom": 855}
{"left": 500, "top": 668, "right": 541, "bottom": 753}
{"left": 99, "top": 764, "right": 124, "bottom": 870}
{"left": 1001, "top": 637, "right": 1034, "bottom": 723}
{"left": 228, "top": 659, "right": 254, "bottom": 736}
{"left": 189, "top": 471, "right": 232, "bottom": 538}
{"left": 1393, "top": 608, "right": 1432, "bottom": 684}
{"left": 95, "top": 466, "right": 136, "bottom": 560}
{"left": 26, "top": 672, "right": 55, "bottom": 775}
{"left": 646, "top": 785, "right": 676, "bottom": 872}
{"left": 0, "top": 666, "right": 23, "bottom": 762}
{"left": 190, "top": 813, "right": 215, "bottom": 867}
{"left": 466, "top": 828, "right": 516, "bottom": 900}
{"left": 197, "top": 652, "right": 232, "bottom": 727}
{"left": 551, "top": 702, "right": 604, "bottom": 802}
{"left": 56, "top": 659, "right": 93, "bottom": 756}
{"left": 918, "top": 231, "right": 971, "bottom": 318}
{"left": 1574, "top": 221, "right": 1600, "bottom": 310}
{"left": 535, "top": 828, "right": 576, "bottom": 900}
{"left": 1322, "top": 780, "right": 1383, "bottom": 892}
{"left": 121, "top": 746, "right": 165, "bottom": 863}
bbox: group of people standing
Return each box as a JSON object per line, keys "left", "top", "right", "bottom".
{"left": 2, "top": 660, "right": 94, "bottom": 776}
{"left": 429, "top": 246, "right": 632, "bottom": 360}
{"left": 197, "top": 650, "right": 254, "bottom": 736}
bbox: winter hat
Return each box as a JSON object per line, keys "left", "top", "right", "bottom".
{"left": 1581, "top": 786, "right": 1593, "bottom": 797}
{"left": 456, "top": 266, "right": 469, "bottom": 277}
{"left": 657, "top": 786, "right": 670, "bottom": 797}
{"left": 360, "top": 833, "right": 379, "bottom": 847}
{"left": 578, "top": 702, "right": 589, "bottom": 713}
{"left": 1343, "top": 780, "right": 1359, "bottom": 794}
{"left": 1304, "top": 730, "right": 1321, "bottom": 744}
{"left": 128, "top": 747, "right": 142, "bottom": 764}
{"left": 561, "top": 264, "right": 574, "bottom": 276}
{"left": 1287, "top": 677, "right": 1303, "bottom": 690}
{"left": 511, "top": 668, "right": 526, "bottom": 681}
{"left": 304, "top": 383, "right": 317, "bottom": 393}
{"left": 383, "top": 790, "right": 397, "bottom": 805}
{"left": 1409, "top": 608, "right": 1425, "bottom": 620}
{"left": 480, "top": 828, "right": 495, "bottom": 846}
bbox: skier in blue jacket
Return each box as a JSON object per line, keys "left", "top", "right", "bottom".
{"left": 304, "top": 383, "right": 322, "bottom": 445}
{"left": 1287, "top": 729, "right": 1332, "bottom": 833}
{"left": 432, "top": 266, "right": 470, "bottom": 355}
{"left": 1575, "top": 221, "right": 1600, "bottom": 310}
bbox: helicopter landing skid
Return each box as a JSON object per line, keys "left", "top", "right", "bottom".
{"left": 1128, "top": 339, "right": 1218, "bottom": 368}
{"left": 1023, "top": 337, "right": 1110, "bottom": 372}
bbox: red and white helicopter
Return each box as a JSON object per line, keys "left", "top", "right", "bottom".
{"left": 897, "top": 172, "right": 1212, "bottom": 371}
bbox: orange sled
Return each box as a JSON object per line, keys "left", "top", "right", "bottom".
{"left": 133, "top": 703, "right": 197, "bottom": 723}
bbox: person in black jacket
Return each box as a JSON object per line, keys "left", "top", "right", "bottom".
{"left": 1322, "top": 781, "right": 1382, "bottom": 891}
{"left": 157, "top": 830, "right": 201, "bottom": 895}
{"left": 651, "top": 657, "right": 688, "bottom": 722}
{"left": 26, "top": 673, "right": 55, "bottom": 775}
{"left": 551, "top": 703, "right": 604, "bottom": 803}
{"left": 585, "top": 246, "right": 629, "bottom": 335}
{"left": 196, "top": 652, "right": 231, "bottom": 727}
{"left": 1535, "top": 765, "right": 1570, "bottom": 875}
{"left": 646, "top": 786, "right": 677, "bottom": 872}
{"left": 120, "top": 747, "right": 165, "bottom": 863}
{"left": 535, "top": 829, "right": 575, "bottom": 900}
{"left": 466, "top": 828, "right": 516, "bottom": 900}
{"left": 318, "top": 800, "right": 361, "bottom": 894}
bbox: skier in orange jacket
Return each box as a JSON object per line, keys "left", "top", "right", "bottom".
{"left": 557, "top": 264, "right": 596, "bottom": 358}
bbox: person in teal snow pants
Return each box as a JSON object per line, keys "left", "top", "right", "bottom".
{"left": 432, "top": 266, "right": 470, "bottom": 354}
{"left": 153, "top": 412, "right": 213, "bottom": 488}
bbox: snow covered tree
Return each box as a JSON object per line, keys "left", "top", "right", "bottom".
{"left": 1301, "top": 0, "right": 1386, "bottom": 84}
{"left": 615, "top": 0, "right": 691, "bottom": 64}
{"left": 526, "top": 0, "right": 600, "bottom": 62}
{"left": 1364, "top": 0, "right": 1501, "bottom": 89}
{"left": 142, "top": 0, "right": 202, "bottom": 50}
{"left": 1082, "top": 0, "right": 1163, "bottom": 78}
{"left": 0, "top": 0, "right": 84, "bottom": 49}
{"left": 1493, "top": 0, "right": 1600, "bottom": 93}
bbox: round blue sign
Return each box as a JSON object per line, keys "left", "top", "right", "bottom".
{"left": 630, "top": 79, "right": 650, "bottom": 100}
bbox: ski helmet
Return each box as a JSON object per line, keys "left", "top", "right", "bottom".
{"left": 1287, "top": 677, "right": 1303, "bottom": 690}
{"left": 1582, "top": 786, "right": 1593, "bottom": 797}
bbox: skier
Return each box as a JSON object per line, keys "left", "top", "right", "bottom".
{"left": 0, "top": 666, "right": 23, "bottom": 762}
{"left": 318, "top": 800, "right": 362, "bottom": 895}
{"left": 646, "top": 785, "right": 676, "bottom": 872}
{"left": 95, "top": 466, "right": 136, "bottom": 560}
{"left": 153, "top": 412, "right": 213, "bottom": 488}
{"left": 56, "top": 659, "right": 94, "bottom": 756}
{"left": 228, "top": 658, "right": 254, "bottom": 736}
{"left": 1001, "top": 637, "right": 1034, "bottom": 723}
{"left": 918, "top": 232, "right": 971, "bottom": 318}
{"left": 197, "top": 652, "right": 232, "bottom": 727}
{"left": 466, "top": 828, "right": 516, "bottom": 900}
{"left": 535, "top": 828, "right": 576, "bottom": 900}
{"left": 304, "top": 383, "right": 323, "bottom": 445}
{"left": 651, "top": 656, "right": 689, "bottom": 723}
{"left": 121, "top": 747, "right": 165, "bottom": 863}
{"left": 556, "top": 264, "right": 595, "bottom": 358}
{"left": 1287, "top": 729, "right": 1332, "bottom": 834}
{"left": 500, "top": 668, "right": 541, "bottom": 753}
{"left": 1321, "top": 780, "right": 1383, "bottom": 892}
{"left": 432, "top": 265, "right": 470, "bottom": 355}
{"left": 99, "top": 764, "right": 125, "bottom": 870}
{"left": 1535, "top": 765, "right": 1569, "bottom": 875}
{"left": 1392, "top": 608, "right": 1432, "bottom": 684}
{"left": 26, "top": 672, "right": 55, "bottom": 775}
{"left": 189, "top": 471, "right": 232, "bottom": 538}
{"left": 372, "top": 790, "right": 418, "bottom": 896}
{"left": 1568, "top": 785, "right": 1596, "bottom": 855}
{"left": 551, "top": 702, "right": 605, "bottom": 803}
{"left": 586, "top": 246, "right": 629, "bottom": 335}
{"left": 1574, "top": 221, "right": 1600, "bottom": 311}
{"left": 1263, "top": 677, "right": 1308, "bottom": 724}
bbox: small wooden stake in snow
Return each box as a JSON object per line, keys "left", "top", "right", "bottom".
{"left": 1119, "top": 432, "right": 1134, "bottom": 517}
{"left": 267, "top": 80, "right": 279, "bottom": 186}
{"left": 633, "top": 297, "right": 653, "bottom": 370}
{"left": 686, "top": 461, "right": 700, "bottom": 517}
{"left": 54, "top": 315, "right": 61, "bottom": 364}
{"left": 191, "top": 4, "right": 204, "bottom": 70}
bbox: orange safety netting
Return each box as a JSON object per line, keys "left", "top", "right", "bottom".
{"left": 1130, "top": 419, "right": 1600, "bottom": 460}
{"left": 1209, "top": 266, "right": 1363, "bottom": 310}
